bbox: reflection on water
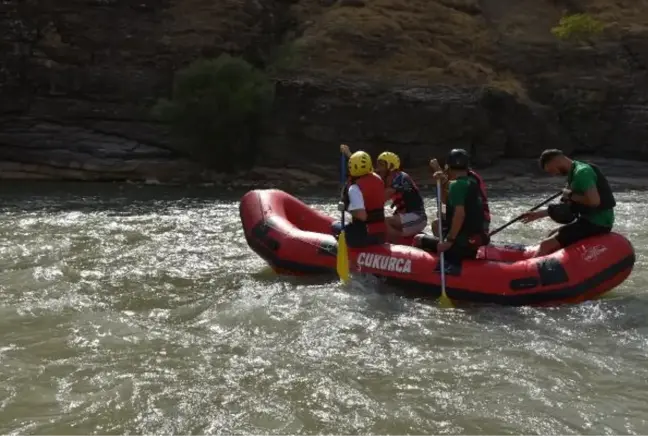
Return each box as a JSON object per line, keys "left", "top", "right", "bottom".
{"left": 0, "top": 182, "right": 646, "bottom": 434}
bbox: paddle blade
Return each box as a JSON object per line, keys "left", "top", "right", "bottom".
{"left": 336, "top": 231, "right": 350, "bottom": 283}
{"left": 253, "top": 265, "right": 277, "bottom": 278}
{"left": 438, "top": 289, "right": 454, "bottom": 308}
{"left": 437, "top": 256, "right": 454, "bottom": 308}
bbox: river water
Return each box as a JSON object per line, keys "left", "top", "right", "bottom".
{"left": 0, "top": 182, "right": 646, "bottom": 435}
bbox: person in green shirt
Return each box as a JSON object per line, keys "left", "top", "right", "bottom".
{"left": 414, "top": 150, "right": 487, "bottom": 263}
{"left": 521, "top": 149, "right": 616, "bottom": 257}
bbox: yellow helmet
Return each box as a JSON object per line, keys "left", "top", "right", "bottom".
{"left": 377, "top": 151, "right": 400, "bottom": 171}
{"left": 348, "top": 151, "right": 373, "bottom": 177}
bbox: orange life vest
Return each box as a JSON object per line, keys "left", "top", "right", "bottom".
{"left": 344, "top": 172, "right": 387, "bottom": 237}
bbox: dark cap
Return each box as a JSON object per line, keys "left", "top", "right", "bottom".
{"left": 446, "top": 148, "right": 470, "bottom": 170}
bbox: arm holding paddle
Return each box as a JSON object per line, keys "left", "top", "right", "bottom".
{"left": 566, "top": 186, "right": 600, "bottom": 208}
{"left": 337, "top": 144, "right": 351, "bottom": 214}
{"left": 432, "top": 168, "right": 464, "bottom": 253}
{"left": 520, "top": 208, "right": 549, "bottom": 223}
{"left": 428, "top": 159, "right": 449, "bottom": 238}
{"left": 438, "top": 207, "right": 464, "bottom": 252}
{"left": 520, "top": 189, "right": 576, "bottom": 224}
{"left": 435, "top": 177, "right": 452, "bottom": 307}
{"left": 488, "top": 191, "right": 562, "bottom": 237}
{"left": 429, "top": 159, "right": 449, "bottom": 204}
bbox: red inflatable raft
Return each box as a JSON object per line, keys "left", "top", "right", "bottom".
{"left": 239, "top": 189, "right": 635, "bottom": 306}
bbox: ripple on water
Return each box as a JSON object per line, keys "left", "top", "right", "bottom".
{"left": 0, "top": 185, "right": 647, "bottom": 434}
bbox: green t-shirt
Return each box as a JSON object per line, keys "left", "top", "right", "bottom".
{"left": 570, "top": 161, "right": 614, "bottom": 227}
{"left": 447, "top": 176, "right": 483, "bottom": 245}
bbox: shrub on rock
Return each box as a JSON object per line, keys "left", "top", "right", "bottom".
{"left": 551, "top": 13, "right": 605, "bottom": 43}
{"left": 153, "top": 54, "right": 275, "bottom": 172}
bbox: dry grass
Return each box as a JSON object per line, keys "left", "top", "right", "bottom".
{"left": 585, "top": 0, "right": 648, "bottom": 32}
{"left": 286, "top": 0, "right": 496, "bottom": 84}
{"left": 487, "top": 73, "right": 529, "bottom": 100}
{"left": 164, "top": 0, "right": 269, "bottom": 52}
{"left": 283, "top": 0, "right": 648, "bottom": 85}
{"left": 161, "top": 0, "right": 647, "bottom": 89}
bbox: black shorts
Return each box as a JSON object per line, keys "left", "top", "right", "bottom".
{"left": 344, "top": 221, "right": 385, "bottom": 248}
{"left": 555, "top": 218, "right": 611, "bottom": 248}
{"left": 435, "top": 217, "right": 490, "bottom": 237}
{"left": 417, "top": 235, "right": 478, "bottom": 263}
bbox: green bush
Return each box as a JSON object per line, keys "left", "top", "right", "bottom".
{"left": 551, "top": 13, "right": 605, "bottom": 42}
{"left": 152, "top": 54, "right": 275, "bottom": 172}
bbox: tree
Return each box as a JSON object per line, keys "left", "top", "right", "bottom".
{"left": 153, "top": 54, "right": 275, "bottom": 172}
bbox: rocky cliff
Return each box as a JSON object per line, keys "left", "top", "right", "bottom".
{"left": 0, "top": 0, "right": 647, "bottom": 182}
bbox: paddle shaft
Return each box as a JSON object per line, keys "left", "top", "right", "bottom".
{"left": 340, "top": 153, "right": 346, "bottom": 228}
{"left": 487, "top": 191, "right": 562, "bottom": 237}
{"left": 336, "top": 151, "right": 351, "bottom": 283}
{"left": 436, "top": 180, "right": 446, "bottom": 294}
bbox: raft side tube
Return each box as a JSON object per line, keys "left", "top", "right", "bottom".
{"left": 240, "top": 189, "right": 338, "bottom": 276}
{"left": 239, "top": 189, "right": 635, "bottom": 305}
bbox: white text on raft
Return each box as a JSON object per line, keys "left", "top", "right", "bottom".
{"left": 357, "top": 252, "right": 412, "bottom": 273}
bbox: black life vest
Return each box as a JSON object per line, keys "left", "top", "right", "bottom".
{"left": 445, "top": 176, "right": 486, "bottom": 242}
{"left": 567, "top": 161, "right": 616, "bottom": 215}
{"left": 467, "top": 170, "right": 491, "bottom": 223}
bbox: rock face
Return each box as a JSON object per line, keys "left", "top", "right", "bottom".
{"left": 262, "top": 79, "right": 568, "bottom": 169}
{"left": 0, "top": 0, "right": 647, "bottom": 181}
{"left": 0, "top": 119, "right": 213, "bottom": 182}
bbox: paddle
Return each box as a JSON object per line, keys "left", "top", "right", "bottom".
{"left": 435, "top": 179, "right": 453, "bottom": 308}
{"left": 487, "top": 191, "right": 562, "bottom": 238}
{"left": 336, "top": 151, "right": 351, "bottom": 283}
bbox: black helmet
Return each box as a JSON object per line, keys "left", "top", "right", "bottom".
{"left": 446, "top": 148, "right": 470, "bottom": 170}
